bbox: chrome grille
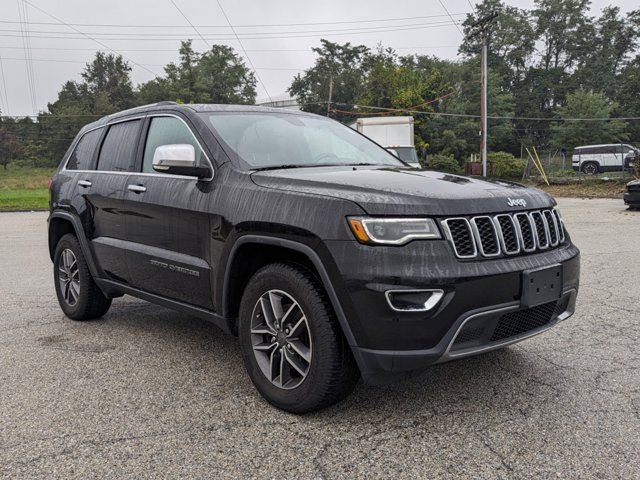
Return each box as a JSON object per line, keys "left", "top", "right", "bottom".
{"left": 495, "top": 214, "right": 520, "bottom": 255}
{"left": 442, "top": 218, "right": 477, "bottom": 258}
{"left": 530, "top": 211, "right": 549, "bottom": 249}
{"left": 543, "top": 210, "right": 559, "bottom": 246}
{"left": 514, "top": 213, "right": 536, "bottom": 252}
{"left": 471, "top": 216, "right": 500, "bottom": 256}
{"left": 443, "top": 209, "right": 566, "bottom": 259}
{"left": 552, "top": 209, "right": 565, "bottom": 243}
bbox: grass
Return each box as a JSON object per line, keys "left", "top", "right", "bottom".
{"left": 0, "top": 165, "right": 55, "bottom": 211}
{"left": 0, "top": 164, "right": 633, "bottom": 211}
{"left": 528, "top": 178, "right": 630, "bottom": 199}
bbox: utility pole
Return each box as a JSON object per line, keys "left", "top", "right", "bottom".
{"left": 481, "top": 32, "right": 488, "bottom": 176}
{"left": 327, "top": 76, "right": 334, "bottom": 116}
{"left": 467, "top": 12, "right": 498, "bottom": 177}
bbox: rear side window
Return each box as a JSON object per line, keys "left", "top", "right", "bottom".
{"left": 142, "top": 116, "right": 203, "bottom": 173}
{"left": 97, "top": 120, "right": 142, "bottom": 172}
{"left": 66, "top": 128, "right": 102, "bottom": 170}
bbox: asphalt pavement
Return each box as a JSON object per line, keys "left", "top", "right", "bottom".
{"left": 0, "top": 198, "right": 638, "bottom": 479}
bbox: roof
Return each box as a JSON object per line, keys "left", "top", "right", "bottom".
{"left": 356, "top": 116, "right": 414, "bottom": 126}
{"left": 78, "top": 101, "right": 316, "bottom": 134}
{"left": 574, "top": 143, "right": 633, "bottom": 149}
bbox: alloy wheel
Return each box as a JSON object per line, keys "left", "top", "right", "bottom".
{"left": 250, "top": 289, "right": 312, "bottom": 390}
{"left": 58, "top": 249, "right": 80, "bottom": 306}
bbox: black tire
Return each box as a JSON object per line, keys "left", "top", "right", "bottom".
{"left": 53, "top": 233, "right": 112, "bottom": 320}
{"left": 238, "top": 263, "right": 359, "bottom": 413}
{"left": 581, "top": 162, "right": 599, "bottom": 175}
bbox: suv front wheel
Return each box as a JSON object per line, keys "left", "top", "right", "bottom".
{"left": 53, "top": 233, "right": 112, "bottom": 320}
{"left": 238, "top": 263, "right": 359, "bottom": 413}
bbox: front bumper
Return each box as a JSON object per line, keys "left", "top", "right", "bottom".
{"left": 623, "top": 191, "right": 640, "bottom": 206}
{"left": 323, "top": 239, "right": 580, "bottom": 384}
{"left": 352, "top": 288, "right": 577, "bottom": 384}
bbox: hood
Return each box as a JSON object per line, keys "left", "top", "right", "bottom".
{"left": 251, "top": 166, "right": 555, "bottom": 216}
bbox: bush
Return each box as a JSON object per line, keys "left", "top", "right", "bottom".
{"left": 428, "top": 154, "right": 461, "bottom": 174}
{"left": 488, "top": 151, "right": 526, "bottom": 179}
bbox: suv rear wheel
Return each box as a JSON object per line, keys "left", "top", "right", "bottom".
{"left": 53, "top": 233, "right": 112, "bottom": 320}
{"left": 581, "top": 161, "right": 599, "bottom": 174}
{"left": 238, "top": 263, "right": 359, "bottom": 413}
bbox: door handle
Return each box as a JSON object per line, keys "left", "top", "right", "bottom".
{"left": 127, "top": 184, "right": 147, "bottom": 193}
{"left": 77, "top": 180, "right": 92, "bottom": 188}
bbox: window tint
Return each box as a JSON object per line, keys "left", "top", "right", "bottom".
{"left": 96, "top": 120, "right": 142, "bottom": 172}
{"left": 66, "top": 128, "right": 102, "bottom": 170}
{"left": 142, "top": 116, "right": 203, "bottom": 173}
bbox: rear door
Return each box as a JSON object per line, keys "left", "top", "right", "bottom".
{"left": 122, "top": 114, "right": 215, "bottom": 309}
{"left": 87, "top": 118, "right": 143, "bottom": 283}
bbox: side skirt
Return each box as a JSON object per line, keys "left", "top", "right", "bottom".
{"left": 95, "top": 278, "right": 233, "bottom": 335}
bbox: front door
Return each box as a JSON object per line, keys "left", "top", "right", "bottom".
{"left": 121, "top": 115, "right": 214, "bottom": 309}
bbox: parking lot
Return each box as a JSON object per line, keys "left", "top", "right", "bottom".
{"left": 0, "top": 198, "right": 638, "bottom": 479}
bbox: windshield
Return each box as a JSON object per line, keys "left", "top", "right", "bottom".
{"left": 204, "top": 112, "right": 405, "bottom": 169}
{"left": 394, "top": 147, "right": 419, "bottom": 165}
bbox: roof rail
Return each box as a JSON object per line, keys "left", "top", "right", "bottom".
{"left": 155, "top": 101, "right": 178, "bottom": 106}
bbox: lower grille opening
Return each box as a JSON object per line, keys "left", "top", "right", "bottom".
{"left": 452, "top": 300, "right": 559, "bottom": 351}
{"left": 490, "top": 301, "right": 557, "bottom": 342}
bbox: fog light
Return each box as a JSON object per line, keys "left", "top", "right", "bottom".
{"left": 385, "top": 289, "right": 444, "bottom": 312}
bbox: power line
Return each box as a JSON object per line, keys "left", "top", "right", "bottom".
{"left": 0, "top": 56, "right": 9, "bottom": 114}
{"left": 0, "top": 20, "right": 461, "bottom": 38}
{"left": 0, "top": 45, "right": 460, "bottom": 54}
{"left": 22, "top": 0, "right": 38, "bottom": 113}
{"left": 437, "top": 0, "right": 464, "bottom": 36}
{"left": 0, "top": 13, "right": 467, "bottom": 29}
{"left": 168, "top": 0, "right": 212, "bottom": 49}
{"left": 3, "top": 109, "right": 639, "bottom": 122}
{"left": 21, "top": 0, "right": 160, "bottom": 78}
{"left": 0, "top": 57, "right": 307, "bottom": 71}
{"left": 16, "top": 0, "right": 37, "bottom": 114}
{"left": 330, "top": 103, "right": 640, "bottom": 121}
{"left": 215, "top": 0, "right": 271, "bottom": 102}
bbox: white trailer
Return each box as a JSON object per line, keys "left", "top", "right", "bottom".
{"left": 350, "top": 116, "right": 420, "bottom": 167}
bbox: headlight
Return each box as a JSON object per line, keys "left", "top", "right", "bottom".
{"left": 347, "top": 217, "right": 441, "bottom": 245}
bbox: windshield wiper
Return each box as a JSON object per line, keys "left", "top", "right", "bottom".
{"left": 251, "top": 163, "right": 340, "bottom": 172}
{"left": 344, "top": 163, "right": 383, "bottom": 166}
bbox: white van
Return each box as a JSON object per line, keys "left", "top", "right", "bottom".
{"left": 572, "top": 144, "right": 637, "bottom": 174}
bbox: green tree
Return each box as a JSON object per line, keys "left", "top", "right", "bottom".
{"left": 0, "top": 124, "right": 23, "bottom": 170}
{"left": 138, "top": 41, "right": 256, "bottom": 104}
{"left": 289, "top": 39, "right": 370, "bottom": 121}
{"left": 37, "top": 52, "right": 136, "bottom": 164}
{"left": 80, "top": 52, "right": 136, "bottom": 111}
{"left": 550, "top": 90, "right": 628, "bottom": 151}
{"left": 460, "top": 0, "right": 536, "bottom": 83}
{"left": 574, "top": 7, "right": 640, "bottom": 98}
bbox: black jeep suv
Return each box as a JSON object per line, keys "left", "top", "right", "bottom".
{"left": 49, "top": 103, "right": 580, "bottom": 412}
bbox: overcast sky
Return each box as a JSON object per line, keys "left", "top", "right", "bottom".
{"left": 0, "top": 0, "right": 636, "bottom": 117}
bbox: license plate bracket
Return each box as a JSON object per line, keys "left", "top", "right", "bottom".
{"left": 521, "top": 264, "right": 563, "bottom": 308}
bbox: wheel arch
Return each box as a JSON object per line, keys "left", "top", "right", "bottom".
{"left": 48, "top": 211, "right": 100, "bottom": 279}
{"left": 222, "top": 235, "right": 358, "bottom": 348}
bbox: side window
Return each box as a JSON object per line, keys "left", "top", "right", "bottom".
{"left": 142, "top": 116, "right": 203, "bottom": 173}
{"left": 96, "top": 120, "right": 142, "bottom": 172}
{"left": 66, "top": 128, "right": 102, "bottom": 170}
{"left": 597, "top": 146, "right": 613, "bottom": 155}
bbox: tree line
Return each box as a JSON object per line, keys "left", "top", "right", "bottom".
{"left": 1, "top": 0, "right": 639, "bottom": 170}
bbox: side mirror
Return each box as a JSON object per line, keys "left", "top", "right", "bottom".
{"left": 386, "top": 148, "right": 399, "bottom": 157}
{"left": 152, "top": 144, "right": 211, "bottom": 178}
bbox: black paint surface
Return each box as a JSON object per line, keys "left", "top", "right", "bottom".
{"left": 49, "top": 103, "right": 581, "bottom": 381}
